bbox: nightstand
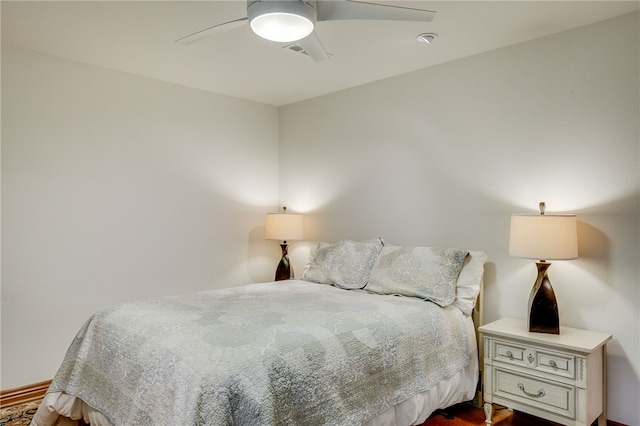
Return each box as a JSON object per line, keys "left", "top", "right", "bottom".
{"left": 479, "top": 318, "right": 611, "bottom": 426}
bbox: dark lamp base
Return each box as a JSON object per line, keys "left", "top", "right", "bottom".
{"left": 275, "top": 243, "right": 294, "bottom": 281}
{"left": 528, "top": 262, "right": 560, "bottom": 334}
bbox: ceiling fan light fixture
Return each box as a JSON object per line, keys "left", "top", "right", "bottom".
{"left": 248, "top": 1, "right": 316, "bottom": 43}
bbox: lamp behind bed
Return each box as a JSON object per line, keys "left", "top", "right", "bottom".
{"left": 266, "top": 207, "right": 303, "bottom": 281}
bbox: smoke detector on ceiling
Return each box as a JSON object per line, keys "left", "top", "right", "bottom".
{"left": 416, "top": 33, "right": 438, "bottom": 44}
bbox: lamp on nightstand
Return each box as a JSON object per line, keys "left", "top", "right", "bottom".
{"left": 266, "top": 207, "right": 303, "bottom": 281}
{"left": 509, "top": 202, "right": 578, "bottom": 334}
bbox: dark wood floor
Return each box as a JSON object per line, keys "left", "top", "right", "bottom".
{"left": 421, "top": 402, "right": 583, "bottom": 426}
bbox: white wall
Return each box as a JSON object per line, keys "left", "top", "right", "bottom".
{"left": 1, "top": 47, "right": 281, "bottom": 388}
{"left": 280, "top": 12, "right": 639, "bottom": 425}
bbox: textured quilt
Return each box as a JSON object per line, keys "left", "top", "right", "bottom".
{"left": 48, "top": 280, "right": 471, "bottom": 426}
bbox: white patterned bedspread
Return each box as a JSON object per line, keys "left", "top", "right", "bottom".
{"left": 45, "top": 280, "right": 471, "bottom": 425}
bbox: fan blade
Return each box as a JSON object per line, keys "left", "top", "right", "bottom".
{"left": 293, "top": 31, "right": 330, "bottom": 62}
{"left": 317, "top": 0, "right": 435, "bottom": 22}
{"left": 175, "top": 18, "right": 248, "bottom": 45}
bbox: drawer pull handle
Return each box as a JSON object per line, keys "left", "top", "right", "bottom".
{"left": 528, "top": 354, "right": 535, "bottom": 363}
{"left": 506, "top": 351, "right": 513, "bottom": 359}
{"left": 517, "top": 383, "right": 546, "bottom": 398}
{"left": 549, "top": 360, "right": 557, "bottom": 368}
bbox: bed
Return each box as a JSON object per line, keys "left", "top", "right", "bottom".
{"left": 32, "top": 239, "right": 487, "bottom": 426}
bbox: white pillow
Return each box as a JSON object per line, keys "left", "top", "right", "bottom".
{"left": 364, "top": 246, "right": 468, "bottom": 307}
{"left": 302, "top": 238, "right": 384, "bottom": 290}
{"left": 451, "top": 250, "right": 487, "bottom": 316}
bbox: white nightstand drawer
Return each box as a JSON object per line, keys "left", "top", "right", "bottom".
{"left": 536, "top": 350, "right": 575, "bottom": 379}
{"left": 493, "top": 368, "right": 576, "bottom": 419}
{"left": 494, "top": 341, "right": 527, "bottom": 366}
{"left": 490, "top": 339, "right": 576, "bottom": 380}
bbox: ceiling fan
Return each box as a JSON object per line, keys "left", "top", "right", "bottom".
{"left": 176, "top": 0, "right": 436, "bottom": 62}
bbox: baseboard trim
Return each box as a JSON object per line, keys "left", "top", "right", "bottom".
{"left": 0, "top": 380, "right": 51, "bottom": 408}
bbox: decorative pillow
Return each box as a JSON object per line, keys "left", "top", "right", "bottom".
{"left": 365, "top": 246, "right": 468, "bottom": 306}
{"left": 301, "top": 238, "right": 384, "bottom": 289}
{"left": 451, "top": 250, "right": 487, "bottom": 316}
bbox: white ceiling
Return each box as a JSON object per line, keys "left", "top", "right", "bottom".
{"left": 2, "top": 1, "right": 639, "bottom": 106}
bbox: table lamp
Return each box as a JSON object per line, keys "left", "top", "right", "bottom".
{"left": 265, "top": 207, "right": 303, "bottom": 281}
{"left": 509, "top": 202, "right": 578, "bottom": 334}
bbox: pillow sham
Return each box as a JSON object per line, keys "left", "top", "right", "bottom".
{"left": 301, "top": 238, "right": 384, "bottom": 290}
{"left": 451, "top": 250, "right": 487, "bottom": 316}
{"left": 364, "top": 245, "right": 468, "bottom": 307}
